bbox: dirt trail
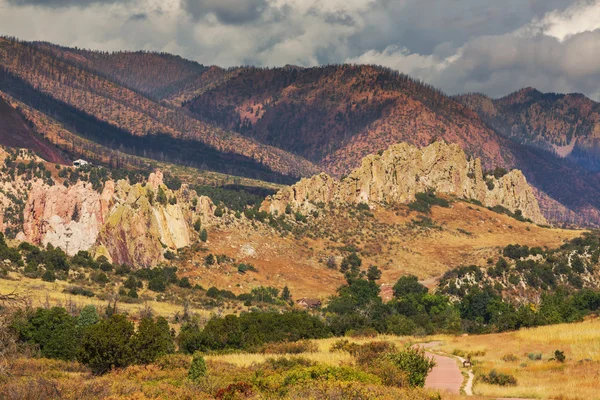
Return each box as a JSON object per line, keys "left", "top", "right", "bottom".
{"left": 424, "top": 351, "right": 464, "bottom": 394}
{"left": 420, "top": 342, "right": 530, "bottom": 399}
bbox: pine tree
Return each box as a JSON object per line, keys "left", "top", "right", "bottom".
{"left": 281, "top": 286, "right": 291, "bottom": 301}
{"left": 188, "top": 353, "right": 207, "bottom": 381}
{"left": 200, "top": 228, "right": 208, "bottom": 242}
{"left": 78, "top": 305, "right": 99, "bottom": 327}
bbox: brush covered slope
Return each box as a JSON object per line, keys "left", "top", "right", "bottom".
{"left": 0, "top": 37, "right": 318, "bottom": 182}
{"left": 0, "top": 96, "right": 66, "bottom": 164}
{"left": 459, "top": 88, "right": 600, "bottom": 171}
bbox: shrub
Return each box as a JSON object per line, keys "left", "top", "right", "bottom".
{"left": 188, "top": 353, "right": 207, "bottom": 381}
{"left": 408, "top": 190, "right": 450, "bottom": 214}
{"left": 41, "top": 269, "right": 56, "bottom": 282}
{"left": 346, "top": 328, "right": 378, "bottom": 338}
{"left": 78, "top": 305, "right": 99, "bottom": 327}
{"left": 502, "top": 353, "right": 519, "bottom": 362}
{"left": 179, "top": 277, "right": 192, "bottom": 288}
{"left": 357, "top": 202, "right": 370, "bottom": 211}
{"left": 132, "top": 317, "right": 174, "bottom": 364}
{"left": 329, "top": 339, "right": 351, "bottom": 353}
{"left": 205, "top": 254, "right": 215, "bottom": 266}
{"left": 264, "top": 356, "right": 315, "bottom": 371}
{"left": 260, "top": 340, "right": 318, "bottom": 354}
{"left": 554, "top": 350, "right": 566, "bottom": 363}
{"left": 200, "top": 229, "right": 208, "bottom": 242}
{"left": 215, "top": 382, "right": 253, "bottom": 400}
{"left": 387, "top": 347, "right": 436, "bottom": 387}
{"left": 351, "top": 341, "right": 397, "bottom": 365}
{"left": 91, "top": 272, "right": 109, "bottom": 285}
{"left": 148, "top": 276, "right": 167, "bottom": 292}
{"left": 481, "top": 369, "right": 517, "bottom": 386}
{"left": 18, "top": 307, "right": 78, "bottom": 361}
{"left": 78, "top": 314, "right": 135, "bottom": 374}
{"left": 64, "top": 286, "right": 95, "bottom": 297}
{"left": 528, "top": 353, "right": 542, "bottom": 361}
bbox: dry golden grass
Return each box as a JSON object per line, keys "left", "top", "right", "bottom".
{"left": 207, "top": 323, "right": 600, "bottom": 400}
{"left": 0, "top": 275, "right": 215, "bottom": 322}
{"left": 425, "top": 318, "right": 600, "bottom": 399}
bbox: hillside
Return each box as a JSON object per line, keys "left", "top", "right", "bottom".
{"left": 0, "top": 38, "right": 318, "bottom": 182}
{"left": 0, "top": 141, "right": 581, "bottom": 299}
{"left": 180, "top": 64, "right": 600, "bottom": 226}
{"left": 0, "top": 97, "right": 66, "bottom": 164}
{"left": 183, "top": 65, "right": 511, "bottom": 172}
{"left": 458, "top": 88, "right": 600, "bottom": 172}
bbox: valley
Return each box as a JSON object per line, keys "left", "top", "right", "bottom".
{"left": 1, "top": 36, "right": 600, "bottom": 400}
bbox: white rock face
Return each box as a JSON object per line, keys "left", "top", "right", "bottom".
{"left": 20, "top": 169, "right": 217, "bottom": 266}
{"left": 262, "top": 141, "right": 547, "bottom": 225}
{"left": 23, "top": 181, "right": 108, "bottom": 255}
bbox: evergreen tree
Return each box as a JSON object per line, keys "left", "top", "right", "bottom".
{"left": 132, "top": 317, "right": 174, "bottom": 364}
{"left": 188, "top": 353, "right": 207, "bottom": 381}
{"left": 367, "top": 265, "right": 382, "bottom": 282}
{"left": 78, "top": 314, "right": 135, "bottom": 375}
{"left": 156, "top": 186, "right": 168, "bottom": 205}
{"left": 19, "top": 307, "right": 78, "bottom": 361}
{"left": 78, "top": 305, "right": 99, "bottom": 327}
{"left": 281, "top": 286, "right": 291, "bottom": 301}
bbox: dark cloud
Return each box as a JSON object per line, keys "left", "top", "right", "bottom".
{"left": 6, "top": 0, "right": 126, "bottom": 8}
{"left": 347, "top": 0, "right": 574, "bottom": 56}
{"left": 1, "top": 0, "right": 599, "bottom": 99}
{"left": 128, "top": 12, "right": 147, "bottom": 21}
{"left": 181, "top": 0, "right": 269, "bottom": 24}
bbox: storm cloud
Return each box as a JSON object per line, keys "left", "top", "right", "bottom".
{"left": 181, "top": 0, "right": 269, "bottom": 24}
{"left": 6, "top": 0, "right": 127, "bottom": 8}
{"left": 1, "top": 0, "right": 600, "bottom": 99}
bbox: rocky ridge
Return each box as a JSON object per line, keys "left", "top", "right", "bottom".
{"left": 262, "top": 141, "right": 546, "bottom": 225}
{"left": 21, "top": 169, "right": 217, "bottom": 267}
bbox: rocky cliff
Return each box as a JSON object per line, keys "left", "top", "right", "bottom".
{"left": 262, "top": 141, "right": 547, "bottom": 225}
{"left": 21, "top": 170, "right": 216, "bottom": 267}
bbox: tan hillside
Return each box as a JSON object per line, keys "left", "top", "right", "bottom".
{"left": 176, "top": 200, "right": 580, "bottom": 299}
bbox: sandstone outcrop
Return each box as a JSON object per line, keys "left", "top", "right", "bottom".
{"left": 262, "top": 141, "right": 547, "bottom": 225}
{"left": 20, "top": 169, "right": 216, "bottom": 267}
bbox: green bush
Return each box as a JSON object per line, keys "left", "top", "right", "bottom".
{"left": 148, "top": 276, "right": 167, "bottom": 292}
{"left": 18, "top": 307, "right": 78, "bottom": 361}
{"left": 260, "top": 340, "right": 318, "bottom": 355}
{"left": 77, "top": 305, "right": 99, "bottom": 327}
{"left": 408, "top": 190, "right": 450, "bottom": 214}
{"left": 481, "top": 369, "right": 517, "bottom": 386}
{"left": 387, "top": 347, "right": 436, "bottom": 387}
{"left": 41, "top": 269, "right": 56, "bottom": 282}
{"left": 132, "top": 317, "right": 174, "bottom": 364}
{"left": 78, "top": 314, "right": 135, "bottom": 375}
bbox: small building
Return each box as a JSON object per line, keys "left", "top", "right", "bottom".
{"left": 73, "top": 159, "right": 90, "bottom": 168}
{"left": 296, "top": 298, "right": 322, "bottom": 309}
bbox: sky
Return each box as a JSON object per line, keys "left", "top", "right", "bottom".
{"left": 2, "top": 0, "right": 600, "bottom": 99}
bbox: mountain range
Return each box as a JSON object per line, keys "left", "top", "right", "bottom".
{"left": 1, "top": 37, "right": 600, "bottom": 226}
